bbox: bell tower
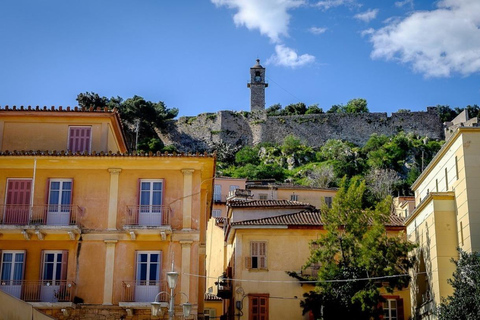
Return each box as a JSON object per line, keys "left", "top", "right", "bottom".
{"left": 247, "top": 59, "right": 268, "bottom": 112}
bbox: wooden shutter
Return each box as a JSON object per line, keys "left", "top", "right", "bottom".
{"left": 60, "top": 250, "right": 68, "bottom": 281}
{"left": 259, "top": 242, "right": 266, "bottom": 269}
{"left": 245, "top": 257, "right": 252, "bottom": 269}
{"left": 6, "top": 180, "right": 32, "bottom": 205}
{"left": 397, "top": 297, "right": 404, "bottom": 320}
{"left": 69, "top": 127, "right": 91, "bottom": 153}
{"left": 40, "top": 250, "right": 45, "bottom": 280}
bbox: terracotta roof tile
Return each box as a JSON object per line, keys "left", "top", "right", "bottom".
{"left": 0, "top": 105, "right": 117, "bottom": 113}
{"left": 0, "top": 150, "right": 215, "bottom": 158}
{"left": 231, "top": 211, "right": 405, "bottom": 227}
{"left": 231, "top": 210, "right": 322, "bottom": 226}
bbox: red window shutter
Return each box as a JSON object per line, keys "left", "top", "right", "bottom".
{"left": 69, "top": 127, "right": 91, "bottom": 153}
{"left": 6, "top": 180, "right": 32, "bottom": 205}
{"left": 397, "top": 298, "right": 404, "bottom": 320}
{"left": 60, "top": 250, "right": 68, "bottom": 281}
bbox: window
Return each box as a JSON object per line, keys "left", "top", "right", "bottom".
{"left": 249, "top": 294, "right": 269, "bottom": 320}
{"left": 324, "top": 196, "right": 332, "bottom": 208}
{"left": 259, "top": 193, "right": 268, "bottom": 200}
{"left": 204, "top": 308, "right": 216, "bottom": 320}
{"left": 40, "top": 250, "right": 68, "bottom": 302}
{"left": 382, "top": 297, "right": 404, "bottom": 320}
{"left": 214, "top": 184, "right": 222, "bottom": 202}
{"left": 445, "top": 168, "right": 449, "bottom": 190}
{"left": 41, "top": 251, "right": 67, "bottom": 285}
{"left": 0, "top": 250, "right": 25, "bottom": 298}
{"left": 138, "top": 180, "right": 164, "bottom": 226}
{"left": 135, "top": 251, "right": 162, "bottom": 302}
{"left": 229, "top": 185, "right": 239, "bottom": 192}
{"left": 455, "top": 156, "right": 459, "bottom": 180}
{"left": 246, "top": 242, "right": 267, "bottom": 270}
{"left": 68, "top": 126, "right": 91, "bottom": 154}
{"left": 212, "top": 209, "right": 222, "bottom": 218}
{"left": 4, "top": 179, "right": 32, "bottom": 224}
{"left": 47, "top": 179, "right": 72, "bottom": 225}
{"left": 290, "top": 194, "right": 298, "bottom": 201}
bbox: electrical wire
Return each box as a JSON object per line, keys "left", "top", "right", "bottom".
{"left": 183, "top": 272, "right": 425, "bottom": 284}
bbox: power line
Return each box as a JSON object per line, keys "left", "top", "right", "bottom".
{"left": 266, "top": 76, "right": 302, "bottom": 103}
{"left": 183, "top": 272, "right": 424, "bottom": 284}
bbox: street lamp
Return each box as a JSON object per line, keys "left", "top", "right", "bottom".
{"left": 151, "top": 262, "right": 192, "bottom": 319}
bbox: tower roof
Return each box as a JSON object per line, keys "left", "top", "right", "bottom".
{"left": 252, "top": 58, "right": 264, "bottom": 68}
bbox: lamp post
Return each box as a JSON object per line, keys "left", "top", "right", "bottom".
{"left": 151, "top": 262, "right": 192, "bottom": 319}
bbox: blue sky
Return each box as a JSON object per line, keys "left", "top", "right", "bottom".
{"left": 0, "top": 0, "right": 479, "bottom": 117}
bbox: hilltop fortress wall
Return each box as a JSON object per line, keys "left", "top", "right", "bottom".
{"left": 159, "top": 107, "right": 444, "bottom": 152}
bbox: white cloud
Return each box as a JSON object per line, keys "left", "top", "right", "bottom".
{"left": 211, "top": 0, "right": 304, "bottom": 43}
{"left": 309, "top": 27, "right": 328, "bottom": 35}
{"left": 266, "top": 44, "right": 315, "bottom": 68}
{"left": 369, "top": 0, "right": 480, "bottom": 77}
{"left": 313, "top": 0, "right": 359, "bottom": 10}
{"left": 395, "top": 0, "right": 413, "bottom": 9}
{"left": 361, "top": 28, "right": 374, "bottom": 37}
{"left": 354, "top": 9, "right": 379, "bottom": 22}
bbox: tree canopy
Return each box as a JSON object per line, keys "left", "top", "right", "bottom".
{"left": 438, "top": 249, "right": 480, "bottom": 320}
{"left": 290, "top": 177, "right": 416, "bottom": 320}
{"left": 76, "top": 92, "right": 178, "bottom": 152}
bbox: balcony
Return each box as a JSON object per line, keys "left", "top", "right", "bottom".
{"left": 124, "top": 205, "right": 172, "bottom": 239}
{"left": 0, "top": 280, "right": 75, "bottom": 303}
{"left": 120, "top": 280, "right": 168, "bottom": 303}
{"left": 0, "top": 205, "right": 82, "bottom": 226}
{"left": 0, "top": 205, "right": 82, "bottom": 239}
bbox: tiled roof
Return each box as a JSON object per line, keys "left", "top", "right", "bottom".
{"left": 231, "top": 210, "right": 405, "bottom": 227}
{"left": 231, "top": 210, "right": 322, "bottom": 226}
{"left": 0, "top": 105, "right": 117, "bottom": 113}
{"left": 227, "top": 199, "right": 314, "bottom": 208}
{"left": 0, "top": 150, "right": 215, "bottom": 158}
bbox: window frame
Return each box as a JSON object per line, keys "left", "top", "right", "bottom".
{"left": 246, "top": 241, "right": 267, "bottom": 270}
{"left": 68, "top": 126, "right": 92, "bottom": 154}
{"left": 0, "top": 250, "right": 26, "bottom": 283}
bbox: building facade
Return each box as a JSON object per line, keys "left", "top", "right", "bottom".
{"left": 0, "top": 106, "right": 215, "bottom": 319}
{"left": 206, "top": 190, "right": 411, "bottom": 320}
{"left": 406, "top": 126, "right": 480, "bottom": 319}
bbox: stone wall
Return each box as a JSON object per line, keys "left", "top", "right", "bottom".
{"left": 158, "top": 107, "right": 444, "bottom": 152}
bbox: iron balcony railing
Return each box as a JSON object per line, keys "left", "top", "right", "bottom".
{"left": 125, "top": 205, "right": 171, "bottom": 227}
{"left": 0, "top": 205, "right": 82, "bottom": 226}
{"left": 0, "top": 280, "right": 75, "bottom": 302}
{"left": 120, "top": 280, "right": 168, "bottom": 302}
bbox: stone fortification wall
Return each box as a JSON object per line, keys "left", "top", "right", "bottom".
{"left": 159, "top": 107, "right": 444, "bottom": 152}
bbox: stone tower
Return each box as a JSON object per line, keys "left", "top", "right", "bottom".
{"left": 247, "top": 59, "right": 268, "bottom": 112}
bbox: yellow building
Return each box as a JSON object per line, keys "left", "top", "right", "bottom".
{"left": 212, "top": 177, "right": 247, "bottom": 218}
{"left": 246, "top": 180, "right": 337, "bottom": 209}
{"left": 206, "top": 190, "right": 410, "bottom": 320}
{"left": 406, "top": 126, "right": 480, "bottom": 319}
{"left": 0, "top": 106, "right": 215, "bottom": 319}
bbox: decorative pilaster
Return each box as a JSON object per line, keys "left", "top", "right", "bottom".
{"left": 103, "top": 240, "right": 118, "bottom": 305}
{"left": 107, "top": 168, "right": 122, "bottom": 229}
{"left": 180, "top": 241, "right": 193, "bottom": 299}
{"left": 181, "top": 169, "right": 194, "bottom": 230}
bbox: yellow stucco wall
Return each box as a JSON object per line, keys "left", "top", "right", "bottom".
{"left": 0, "top": 111, "right": 125, "bottom": 153}
{"left": 0, "top": 110, "right": 215, "bottom": 317}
